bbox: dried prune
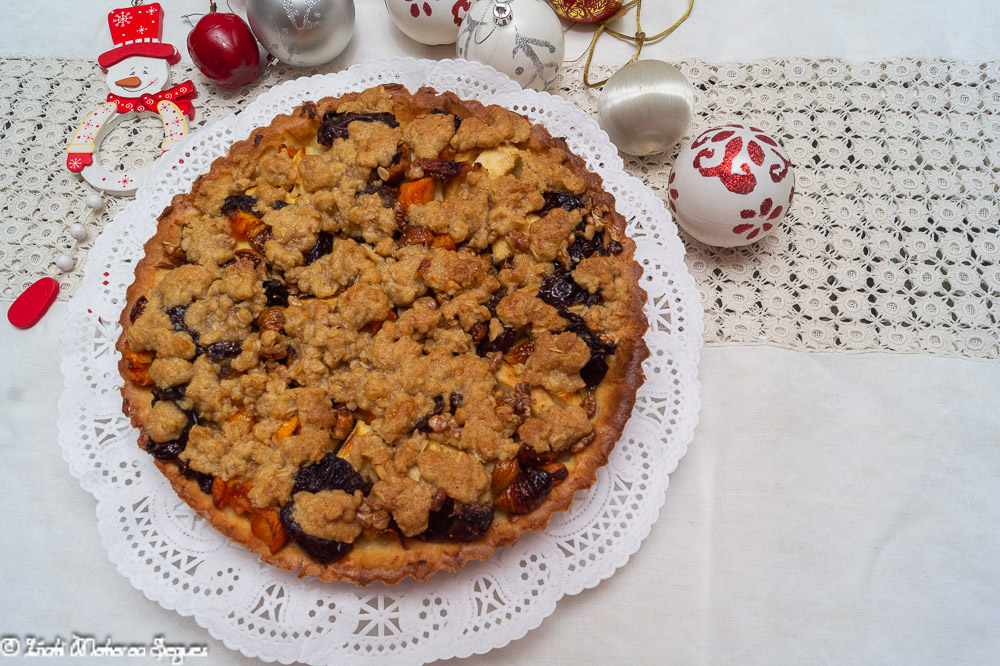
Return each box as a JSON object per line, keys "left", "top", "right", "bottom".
{"left": 495, "top": 467, "right": 553, "bottom": 515}
{"left": 145, "top": 437, "right": 186, "bottom": 460}
{"left": 538, "top": 462, "right": 568, "bottom": 484}
{"left": 414, "top": 395, "right": 447, "bottom": 433}
{"left": 567, "top": 227, "right": 607, "bottom": 267}
{"left": 262, "top": 279, "right": 289, "bottom": 307}
{"left": 485, "top": 286, "right": 507, "bottom": 317}
{"left": 317, "top": 111, "right": 399, "bottom": 146}
{"left": 476, "top": 324, "right": 517, "bottom": 356}
{"left": 560, "top": 310, "right": 616, "bottom": 389}
{"left": 537, "top": 264, "right": 602, "bottom": 309}
{"left": 167, "top": 305, "right": 189, "bottom": 333}
{"left": 178, "top": 460, "right": 214, "bottom": 494}
{"left": 421, "top": 498, "right": 494, "bottom": 542}
{"left": 411, "top": 158, "right": 469, "bottom": 181}
{"left": 279, "top": 501, "right": 353, "bottom": 563}
{"left": 221, "top": 194, "right": 261, "bottom": 218}
{"left": 380, "top": 143, "right": 411, "bottom": 184}
{"left": 129, "top": 296, "right": 147, "bottom": 322}
{"left": 357, "top": 181, "right": 398, "bottom": 208}
{"left": 431, "top": 108, "right": 463, "bottom": 131}
{"left": 303, "top": 231, "right": 334, "bottom": 265}
{"left": 517, "top": 443, "right": 557, "bottom": 468}
{"left": 151, "top": 384, "right": 187, "bottom": 404}
{"left": 537, "top": 191, "right": 584, "bottom": 216}
{"left": 292, "top": 453, "right": 371, "bottom": 496}
{"left": 198, "top": 340, "right": 243, "bottom": 360}
{"left": 144, "top": 411, "right": 196, "bottom": 461}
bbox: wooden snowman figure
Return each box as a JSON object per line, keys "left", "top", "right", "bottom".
{"left": 66, "top": 3, "right": 196, "bottom": 196}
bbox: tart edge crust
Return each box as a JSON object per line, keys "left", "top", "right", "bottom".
{"left": 116, "top": 85, "right": 650, "bottom": 585}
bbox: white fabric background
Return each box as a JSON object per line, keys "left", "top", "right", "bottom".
{"left": 2, "top": 0, "right": 999, "bottom": 664}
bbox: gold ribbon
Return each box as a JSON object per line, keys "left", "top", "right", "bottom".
{"left": 582, "top": 0, "right": 695, "bottom": 88}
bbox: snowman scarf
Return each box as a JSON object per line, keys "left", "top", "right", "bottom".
{"left": 106, "top": 80, "right": 196, "bottom": 119}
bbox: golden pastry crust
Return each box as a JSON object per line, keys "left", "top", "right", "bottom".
{"left": 117, "top": 85, "right": 649, "bottom": 585}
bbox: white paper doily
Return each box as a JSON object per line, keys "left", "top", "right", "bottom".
{"left": 58, "top": 58, "right": 702, "bottom": 665}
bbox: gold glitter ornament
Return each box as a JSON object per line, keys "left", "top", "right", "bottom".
{"left": 547, "top": 0, "right": 622, "bottom": 23}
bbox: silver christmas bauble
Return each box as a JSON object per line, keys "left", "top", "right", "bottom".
{"left": 599, "top": 60, "right": 694, "bottom": 156}
{"left": 456, "top": 0, "right": 564, "bottom": 91}
{"left": 247, "top": 0, "right": 355, "bottom": 67}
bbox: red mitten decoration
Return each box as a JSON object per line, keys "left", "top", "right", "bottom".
{"left": 67, "top": 153, "right": 94, "bottom": 173}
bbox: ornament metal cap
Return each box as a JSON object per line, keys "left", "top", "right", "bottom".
{"left": 493, "top": 1, "right": 512, "bottom": 25}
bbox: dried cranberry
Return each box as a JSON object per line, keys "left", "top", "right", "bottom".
{"left": 431, "top": 108, "right": 462, "bottom": 131}
{"left": 476, "top": 324, "right": 517, "bottom": 356}
{"left": 537, "top": 191, "right": 584, "bottom": 216}
{"left": 303, "top": 231, "right": 334, "bottom": 265}
{"left": 279, "top": 501, "right": 353, "bottom": 563}
{"left": 198, "top": 340, "right": 243, "bottom": 360}
{"left": 129, "top": 296, "right": 147, "bottom": 322}
{"left": 317, "top": 111, "right": 399, "bottom": 146}
{"left": 151, "top": 384, "right": 187, "bottom": 404}
{"left": 221, "top": 194, "right": 261, "bottom": 217}
{"left": 262, "top": 279, "right": 289, "bottom": 307}
{"left": 293, "top": 453, "right": 371, "bottom": 496}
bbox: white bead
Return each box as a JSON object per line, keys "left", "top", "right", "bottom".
{"left": 69, "top": 224, "right": 89, "bottom": 241}
{"left": 55, "top": 254, "right": 75, "bottom": 271}
{"left": 85, "top": 193, "right": 105, "bottom": 209}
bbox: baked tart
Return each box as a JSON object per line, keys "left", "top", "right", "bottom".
{"left": 117, "top": 85, "right": 648, "bottom": 585}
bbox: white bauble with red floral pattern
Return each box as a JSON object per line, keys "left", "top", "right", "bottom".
{"left": 386, "top": 0, "right": 471, "bottom": 45}
{"left": 668, "top": 124, "right": 794, "bottom": 247}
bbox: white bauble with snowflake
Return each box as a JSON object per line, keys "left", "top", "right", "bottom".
{"left": 456, "top": 0, "right": 564, "bottom": 91}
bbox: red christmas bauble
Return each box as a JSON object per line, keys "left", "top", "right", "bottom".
{"left": 546, "top": 0, "right": 622, "bottom": 23}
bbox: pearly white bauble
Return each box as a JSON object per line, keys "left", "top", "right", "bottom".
{"left": 386, "top": 0, "right": 470, "bottom": 45}
{"left": 668, "top": 124, "right": 795, "bottom": 247}
{"left": 456, "top": 0, "right": 564, "bottom": 91}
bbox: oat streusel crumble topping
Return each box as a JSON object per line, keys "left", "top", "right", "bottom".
{"left": 119, "top": 85, "right": 646, "bottom": 582}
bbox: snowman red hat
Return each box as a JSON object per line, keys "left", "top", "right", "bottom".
{"left": 98, "top": 3, "right": 180, "bottom": 72}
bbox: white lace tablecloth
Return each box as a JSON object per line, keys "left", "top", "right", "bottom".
{"left": 4, "top": 56, "right": 999, "bottom": 359}
{"left": 57, "top": 58, "right": 701, "bottom": 665}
